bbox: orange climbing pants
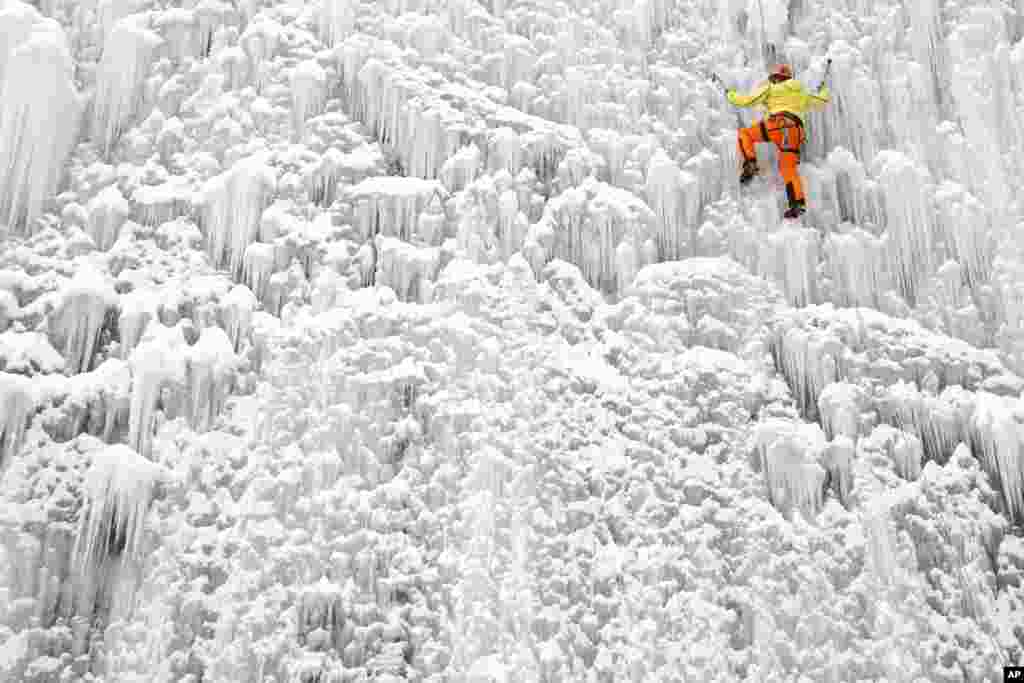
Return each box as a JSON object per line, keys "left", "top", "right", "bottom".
{"left": 738, "top": 112, "right": 807, "bottom": 204}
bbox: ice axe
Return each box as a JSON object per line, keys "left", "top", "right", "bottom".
{"left": 818, "top": 58, "right": 832, "bottom": 90}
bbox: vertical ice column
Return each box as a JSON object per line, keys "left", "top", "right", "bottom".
{"left": 118, "top": 288, "right": 158, "bottom": 358}
{"left": 72, "top": 443, "right": 165, "bottom": 619}
{"left": 91, "top": 17, "right": 163, "bottom": 156}
{"left": 823, "top": 228, "right": 889, "bottom": 309}
{"left": 755, "top": 420, "right": 829, "bottom": 518}
{"left": 645, "top": 149, "right": 686, "bottom": 261}
{"left": 319, "top": 0, "right": 357, "bottom": 48}
{"left": 757, "top": 225, "right": 820, "bottom": 308}
{"left": 198, "top": 155, "right": 278, "bottom": 281}
{"left": 864, "top": 496, "right": 898, "bottom": 584}
{"left": 874, "top": 151, "right": 935, "bottom": 307}
{"left": 745, "top": 0, "right": 787, "bottom": 63}
{"left": 933, "top": 182, "right": 992, "bottom": 292}
{"left": 0, "top": 372, "right": 33, "bottom": 469}
{"left": 86, "top": 184, "right": 132, "bottom": 250}
{"left": 220, "top": 284, "right": 258, "bottom": 353}
{"left": 48, "top": 266, "right": 119, "bottom": 375}
{"left": 291, "top": 59, "right": 327, "bottom": 139}
{"left": 817, "top": 382, "right": 863, "bottom": 441}
{"left": 814, "top": 47, "right": 886, "bottom": 169}
{"left": 0, "top": 16, "right": 81, "bottom": 232}
{"left": 186, "top": 326, "right": 237, "bottom": 432}
{"left": 128, "top": 322, "right": 187, "bottom": 456}
{"left": 972, "top": 392, "right": 1024, "bottom": 523}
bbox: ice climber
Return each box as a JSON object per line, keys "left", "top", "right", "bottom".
{"left": 724, "top": 63, "right": 831, "bottom": 219}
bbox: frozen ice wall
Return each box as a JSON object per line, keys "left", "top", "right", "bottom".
{"left": 0, "top": 0, "right": 1023, "bottom": 679}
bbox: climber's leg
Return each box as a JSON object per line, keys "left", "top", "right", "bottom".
{"left": 738, "top": 122, "right": 765, "bottom": 184}
{"left": 779, "top": 150, "right": 806, "bottom": 217}
{"left": 766, "top": 118, "right": 807, "bottom": 218}
{"left": 738, "top": 123, "right": 764, "bottom": 162}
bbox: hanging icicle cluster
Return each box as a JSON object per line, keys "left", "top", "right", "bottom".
{"left": 91, "top": 16, "right": 163, "bottom": 156}
{"left": 48, "top": 267, "right": 119, "bottom": 376}
{"left": 198, "top": 155, "right": 278, "bottom": 281}
{"left": 0, "top": 4, "right": 81, "bottom": 232}
{"left": 72, "top": 443, "right": 165, "bottom": 620}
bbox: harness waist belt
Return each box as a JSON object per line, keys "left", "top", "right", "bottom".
{"left": 771, "top": 112, "right": 803, "bottom": 128}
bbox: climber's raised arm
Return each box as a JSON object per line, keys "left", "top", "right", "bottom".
{"left": 804, "top": 83, "right": 831, "bottom": 112}
{"left": 727, "top": 83, "right": 771, "bottom": 109}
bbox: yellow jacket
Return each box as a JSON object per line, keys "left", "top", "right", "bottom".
{"left": 727, "top": 79, "right": 830, "bottom": 125}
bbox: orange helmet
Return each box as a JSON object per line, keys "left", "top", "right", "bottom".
{"left": 769, "top": 64, "right": 793, "bottom": 82}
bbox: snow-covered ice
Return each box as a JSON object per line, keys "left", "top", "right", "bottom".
{"left": 1, "top": 0, "right": 1024, "bottom": 679}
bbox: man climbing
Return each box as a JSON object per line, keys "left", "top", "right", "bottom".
{"left": 721, "top": 63, "right": 831, "bottom": 219}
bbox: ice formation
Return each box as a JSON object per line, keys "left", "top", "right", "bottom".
{"left": 199, "top": 155, "right": 278, "bottom": 280}
{"left": 0, "top": 5, "right": 80, "bottom": 230}
{"left": 185, "top": 325, "right": 237, "bottom": 431}
{"left": 91, "top": 17, "right": 163, "bottom": 155}
{"left": 755, "top": 419, "right": 828, "bottom": 518}
{"left": 0, "top": 372, "right": 32, "bottom": 468}
{"left": 127, "top": 322, "right": 188, "bottom": 455}
{"left": 972, "top": 392, "right": 1024, "bottom": 523}
{"left": 72, "top": 443, "right": 165, "bottom": 619}
{"left": 2, "top": 0, "right": 1024, "bottom": 678}
{"left": 86, "top": 184, "right": 132, "bottom": 250}
{"left": 48, "top": 266, "right": 118, "bottom": 375}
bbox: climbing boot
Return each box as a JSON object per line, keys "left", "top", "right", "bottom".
{"left": 739, "top": 158, "right": 759, "bottom": 185}
{"left": 783, "top": 200, "right": 806, "bottom": 220}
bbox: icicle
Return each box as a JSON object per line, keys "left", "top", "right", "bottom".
{"left": 542, "top": 177, "right": 656, "bottom": 294}
{"left": 418, "top": 197, "right": 447, "bottom": 247}
{"left": 822, "top": 228, "right": 889, "bottom": 308}
{"left": 186, "top": 326, "right": 237, "bottom": 432}
{"left": 348, "top": 177, "right": 445, "bottom": 243}
{"left": 440, "top": 144, "right": 481, "bottom": 192}
{"left": 756, "top": 225, "right": 820, "bottom": 307}
{"left": 488, "top": 127, "right": 523, "bottom": 175}
{"left": 933, "top": 182, "right": 993, "bottom": 292}
{"left": 72, "top": 443, "right": 164, "bottom": 618}
{"left": 86, "top": 184, "right": 131, "bottom": 250}
{"left": 291, "top": 59, "right": 327, "bottom": 139}
{"left": 875, "top": 381, "right": 975, "bottom": 466}
{"left": 1, "top": 1, "right": 39, "bottom": 71}
{"left": 0, "top": 372, "right": 33, "bottom": 469}
{"left": 319, "top": 0, "right": 357, "bottom": 48}
{"left": 243, "top": 242, "right": 277, "bottom": 304}
{"left": 198, "top": 155, "right": 277, "bottom": 281}
{"left": 60, "top": 357, "right": 131, "bottom": 442}
{"left": 755, "top": 419, "right": 828, "bottom": 518}
{"left": 873, "top": 152, "right": 935, "bottom": 306}
{"left": 864, "top": 495, "right": 898, "bottom": 584}
{"left": 49, "top": 267, "right": 118, "bottom": 375}
{"left": 817, "top": 382, "right": 864, "bottom": 441}
{"left": 0, "top": 17, "right": 81, "bottom": 232}
{"left": 815, "top": 46, "right": 886, "bottom": 168}
{"left": 153, "top": 8, "right": 198, "bottom": 61}
{"left": 193, "top": 0, "right": 232, "bottom": 58}
{"left": 823, "top": 436, "right": 854, "bottom": 506}
{"left": 92, "top": 17, "right": 163, "bottom": 156}
{"left": 375, "top": 236, "right": 441, "bottom": 303}
{"left": 971, "top": 392, "right": 1024, "bottom": 523}
{"left": 891, "top": 431, "right": 923, "bottom": 481}
{"left": 128, "top": 322, "right": 187, "bottom": 456}
{"left": 769, "top": 321, "right": 841, "bottom": 421}
{"left": 644, "top": 149, "right": 686, "bottom": 261}
{"left": 117, "top": 288, "right": 158, "bottom": 359}
{"left": 216, "top": 44, "right": 249, "bottom": 91}
{"left": 220, "top": 284, "right": 258, "bottom": 353}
